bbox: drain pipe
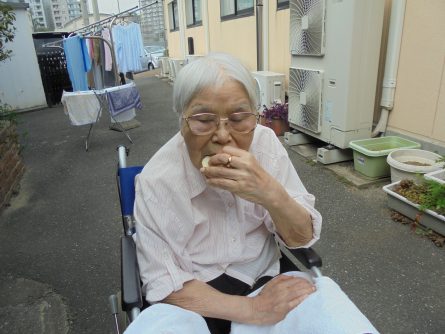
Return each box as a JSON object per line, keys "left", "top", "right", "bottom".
{"left": 256, "top": 0, "right": 264, "bottom": 71}
{"left": 262, "top": 0, "right": 269, "bottom": 70}
{"left": 372, "top": 0, "right": 407, "bottom": 137}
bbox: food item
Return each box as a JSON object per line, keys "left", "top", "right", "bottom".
{"left": 202, "top": 156, "right": 211, "bottom": 168}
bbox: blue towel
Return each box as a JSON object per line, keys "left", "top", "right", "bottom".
{"left": 63, "top": 36, "right": 91, "bottom": 91}
{"left": 107, "top": 85, "right": 143, "bottom": 116}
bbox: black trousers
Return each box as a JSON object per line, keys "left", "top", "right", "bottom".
{"left": 204, "top": 274, "right": 273, "bottom": 334}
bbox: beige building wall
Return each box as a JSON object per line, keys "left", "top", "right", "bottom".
{"left": 268, "top": 4, "right": 291, "bottom": 86}
{"left": 185, "top": 26, "right": 206, "bottom": 56}
{"left": 167, "top": 31, "right": 182, "bottom": 58}
{"left": 207, "top": 6, "right": 257, "bottom": 71}
{"left": 387, "top": 0, "right": 445, "bottom": 147}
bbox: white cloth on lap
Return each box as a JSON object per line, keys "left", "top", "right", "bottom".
{"left": 123, "top": 272, "right": 379, "bottom": 334}
{"left": 123, "top": 303, "right": 210, "bottom": 334}
{"left": 231, "top": 271, "right": 379, "bottom": 334}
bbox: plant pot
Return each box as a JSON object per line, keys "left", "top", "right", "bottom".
{"left": 424, "top": 169, "right": 445, "bottom": 185}
{"left": 383, "top": 181, "right": 445, "bottom": 236}
{"left": 260, "top": 117, "right": 289, "bottom": 136}
{"left": 386, "top": 149, "right": 444, "bottom": 183}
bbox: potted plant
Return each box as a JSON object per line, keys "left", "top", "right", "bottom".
{"left": 383, "top": 177, "right": 445, "bottom": 236}
{"left": 259, "top": 102, "right": 289, "bottom": 136}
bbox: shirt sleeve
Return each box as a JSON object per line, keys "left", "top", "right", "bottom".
{"left": 261, "top": 135, "right": 322, "bottom": 249}
{"left": 134, "top": 174, "right": 195, "bottom": 303}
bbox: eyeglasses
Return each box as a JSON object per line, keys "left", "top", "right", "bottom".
{"left": 183, "top": 112, "right": 259, "bottom": 136}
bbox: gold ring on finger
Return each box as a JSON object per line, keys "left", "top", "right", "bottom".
{"left": 226, "top": 155, "right": 232, "bottom": 168}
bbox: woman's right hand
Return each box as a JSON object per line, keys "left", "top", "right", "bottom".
{"left": 249, "top": 275, "right": 316, "bottom": 325}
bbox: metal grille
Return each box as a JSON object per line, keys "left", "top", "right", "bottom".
{"left": 289, "top": 68, "right": 323, "bottom": 133}
{"left": 290, "top": 0, "right": 325, "bottom": 56}
{"left": 37, "top": 51, "right": 72, "bottom": 107}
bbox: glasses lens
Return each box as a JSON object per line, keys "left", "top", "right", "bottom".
{"left": 187, "top": 113, "right": 218, "bottom": 135}
{"left": 228, "top": 112, "right": 257, "bottom": 133}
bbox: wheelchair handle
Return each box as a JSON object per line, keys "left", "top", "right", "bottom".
{"left": 109, "top": 294, "right": 121, "bottom": 334}
{"left": 117, "top": 145, "right": 128, "bottom": 168}
{"left": 109, "top": 294, "right": 119, "bottom": 314}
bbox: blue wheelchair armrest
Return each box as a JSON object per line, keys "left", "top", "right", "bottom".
{"left": 287, "top": 247, "right": 322, "bottom": 269}
{"left": 121, "top": 235, "right": 143, "bottom": 311}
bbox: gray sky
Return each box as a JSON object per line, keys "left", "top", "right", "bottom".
{"left": 88, "top": 0, "right": 140, "bottom": 15}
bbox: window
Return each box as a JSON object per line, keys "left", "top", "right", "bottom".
{"left": 277, "top": 0, "right": 289, "bottom": 10}
{"left": 186, "top": 0, "right": 202, "bottom": 27}
{"left": 220, "top": 0, "right": 254, "bottom": 20}
{"left": 168, "top": 0, "right": 179, "bottom": 31}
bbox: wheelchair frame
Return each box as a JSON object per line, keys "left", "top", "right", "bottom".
{"left": 110, "top": 145, "right": 323, "bottom": 333}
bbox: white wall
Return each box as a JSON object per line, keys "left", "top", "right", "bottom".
{"left": 0, "top": 7, "right": 47, "bottom": 111}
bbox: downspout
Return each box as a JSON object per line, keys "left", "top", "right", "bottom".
{"left": 178, "top": 0, "right": 187, "bottom": 58}
{"left": 262, "top": 0, "right": 269, "bottom": 70}
{"left": 372, "top": 0, "right": 406, "bottom": 137}
{"left": 256, "top": 0, "right": 263, "bottom": 71}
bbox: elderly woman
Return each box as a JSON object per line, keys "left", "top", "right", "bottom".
{"left": 125, "top": 53, "right": 376, "bottom": 334}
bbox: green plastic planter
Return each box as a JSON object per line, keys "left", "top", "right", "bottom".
{"left": 349, "top": 136, "right": 420, "bottom": 179}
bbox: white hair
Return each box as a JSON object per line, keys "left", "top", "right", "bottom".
{"left": 172, "top": 53, "right": 258, "bottom": 120}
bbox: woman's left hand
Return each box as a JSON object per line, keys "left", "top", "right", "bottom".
{"left": 200, "top": 146, "right": 277, "bottom": 205}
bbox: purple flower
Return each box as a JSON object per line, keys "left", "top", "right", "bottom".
{"left": 261, "top": 102, "right": 289, "bottom": 123}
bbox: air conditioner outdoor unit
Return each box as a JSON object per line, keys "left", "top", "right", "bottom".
{"left": 159, "top": 57, "right": 169, "bottom": 78}
{"left": 288, "top": 0, "right": 385, "bottom": 149}
{"left": 168, "top": 58, "right": 185, "bottom": 82}
{"left": 252, "top": 71, "right": 285, "bottom": 109}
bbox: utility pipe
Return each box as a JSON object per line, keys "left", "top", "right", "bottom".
{"left": 262, "top": 0, "right": 269, "bottom": 71}
{"left": 178, "top": 0, "right": 187, "bottom": 58}
{"left": 80, "top": 0, "right": 89, "bottom": 27}
{"left": 256, "top": 0, "right": 264, "bottom": 71}
{"left": 372, "top": 0, "right": 406, "bottom": 137}
{"left": 92, "top": 0, "right": 100, "bottom": 22}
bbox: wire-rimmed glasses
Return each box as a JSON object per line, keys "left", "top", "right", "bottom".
{"left": 183, "top": 112, "right": 259, "bottom": 136}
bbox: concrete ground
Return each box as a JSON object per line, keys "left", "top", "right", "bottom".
{"left": 0, "top": 71, "right": 444, "bottom": 334}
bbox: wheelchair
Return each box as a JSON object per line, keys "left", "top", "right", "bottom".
{"left": 109, "top": 145, "right": 323, "bottom": 334}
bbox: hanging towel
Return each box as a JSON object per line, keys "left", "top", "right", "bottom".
{"left": 106, "top": 83, "right": 142, "bottom": 116}
{"left": 231, "top": 272, "right": 380, "bottom": 334}
{"left": 63, "top": 35, "right": 91, "bottom": 91}
{"left": 61, "top": 90, "right": 102, "bottom": 126}
{"left": 102, "top": 28, "right": 113, "bottom": 71}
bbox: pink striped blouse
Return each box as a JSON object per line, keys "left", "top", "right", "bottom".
{"left": 134, "top": 125, "right": 322, "bottom": 303}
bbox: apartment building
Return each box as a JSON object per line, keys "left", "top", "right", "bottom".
{"left": 26, "top": 0, "right": 81, "bottom": 30}
{"left": 139, "top": 0, "right": 166, "bottom": 46}
{"left": 26, "top": 0, "right": 48, "bottom": 28}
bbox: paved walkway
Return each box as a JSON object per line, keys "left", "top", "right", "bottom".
{"left": 0, "top": 73, "right": 443, "bottom": 334}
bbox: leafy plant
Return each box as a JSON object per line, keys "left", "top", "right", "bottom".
{"left": 0, "top": 3, "right": 16, "bottom": 62}
{"left": 395, "top": 179, "right": 445, "bottom": 216}
{"left": 0, "top": 102, "right": 17, "bottom": 124}
{"left": 261, "top": 102, "right": 289, "bottom": 123}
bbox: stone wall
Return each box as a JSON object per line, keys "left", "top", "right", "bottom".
{"left": 0, "top": 122, "right": 25, "bottom": 210}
